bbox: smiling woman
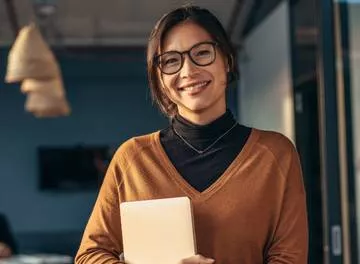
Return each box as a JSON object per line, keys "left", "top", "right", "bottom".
{"left": 75, "top": 5, "right": 308, "bottom": 264}
{"left": 147, "top": 6, "right": 238, "bottom": 123}
{"left": 156, "top": 23, "right": 228, "bottom": 125}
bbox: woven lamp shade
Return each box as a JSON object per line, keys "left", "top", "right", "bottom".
{"left": 21, "top": 78, "right": 65, "bottom": 97}
{"left": 25, "top": 92, "right": 71, "bottom": 117}
{"left": 23, "top": 78, "right": 71, "bottom": 118}
{"left": 5, "top": 23, "right": 59, "bottom": 83}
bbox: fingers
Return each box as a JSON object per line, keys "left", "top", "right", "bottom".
{"left": 119, "top": 252, "right": 124, "bottom": 261}
{"left": 180, "top": 254, "right": 215, "bottom": 264}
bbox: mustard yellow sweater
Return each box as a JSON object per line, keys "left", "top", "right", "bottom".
{"left": 75, "top": 128, "right": 308, "bottom": 264}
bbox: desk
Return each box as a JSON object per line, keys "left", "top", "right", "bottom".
{"left": 0, "top": 254, "right": 72, "bottom": 264}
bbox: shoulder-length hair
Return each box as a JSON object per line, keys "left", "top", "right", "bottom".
{"left": 147, "top": 5, "right": 239, "bottom": 118}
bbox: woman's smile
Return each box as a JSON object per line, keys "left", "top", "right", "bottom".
{"left": 178, "top": 80, "right": 211, "bottom": 95}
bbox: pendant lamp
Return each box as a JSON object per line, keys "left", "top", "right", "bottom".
{"left": 25, "top": 90, "right": 71, "bottom": 118}
{"left": 5, "top": 23, "right": 59, "bottom": 83}
{"left": 22, "top": 77, "right": 70, "bottom": 118}
{"left": 21, "top": 77, "right": 65, "bottom": 97}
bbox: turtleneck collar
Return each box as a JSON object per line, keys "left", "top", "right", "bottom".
{"left": 172, "top": 109, "right": 237, "bottom": 140}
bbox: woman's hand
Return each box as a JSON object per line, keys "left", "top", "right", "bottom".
{"left": 0, "top": 242, "right": 12, "bottom": 258}
{"left": 180, "top": 254, "right": 215, "bottom": 264}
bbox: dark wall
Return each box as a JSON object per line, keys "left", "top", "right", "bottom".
{"left": 0, "top": 46, "right": 167, "bottom": 235}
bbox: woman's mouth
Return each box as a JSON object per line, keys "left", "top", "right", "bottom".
{"left": 179, "top": 81, "right": 211, "bottom": 95}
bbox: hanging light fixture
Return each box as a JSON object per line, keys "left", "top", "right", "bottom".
{"left": 21, "top": 78, "right": 71, "bottom": 118}
{"left": 5, "top": 23, "right": 59, "bottom": 83}
{"left": 21, "top": 77, "right": 65, "bottom": 97}
{"left": 5, "top": 20, "right": 71, "bottom": 118}
{"left": 25, "top": 91, "right": 70, "bottom": 118}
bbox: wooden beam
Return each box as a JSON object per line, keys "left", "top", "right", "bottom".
{"left": 3, "top": 0, "right": 19, "bottom": 38}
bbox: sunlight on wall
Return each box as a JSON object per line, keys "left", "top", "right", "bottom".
{"left": 238, "top": 1, "right": 295, "bottom": 142}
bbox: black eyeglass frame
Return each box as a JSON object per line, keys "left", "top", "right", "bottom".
{"left": 155, "top": 41, "right": 219, "bottom": 75}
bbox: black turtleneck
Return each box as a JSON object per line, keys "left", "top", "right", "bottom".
{"left": 159, "top": 110, "right": 251, "bottom": 192}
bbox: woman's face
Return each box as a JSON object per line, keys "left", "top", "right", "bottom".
{"left": 158, "top": 21, "right": 228, "bottom": 124}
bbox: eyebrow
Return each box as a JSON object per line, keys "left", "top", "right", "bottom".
{"left": 160, "top": 40, "right": 214, "bottom": 54}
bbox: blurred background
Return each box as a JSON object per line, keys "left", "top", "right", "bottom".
{"left": 0, "top": 0, "right": 359, "bottom": 263}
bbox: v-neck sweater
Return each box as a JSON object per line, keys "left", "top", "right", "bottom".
{"left": 160, "top": 110, "right": 251, "bottom": 192}
{"left": 75, "top": 129, "right": 308, "bottom": 264}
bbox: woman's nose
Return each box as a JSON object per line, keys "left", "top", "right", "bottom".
{"left": 179, "top": 55, "right": 198, "bottom": 78}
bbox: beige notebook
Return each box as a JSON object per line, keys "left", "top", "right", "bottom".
{"left": 120, "top": 196, "right": 196, "bottom": 264}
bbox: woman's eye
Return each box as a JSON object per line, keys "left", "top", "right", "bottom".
{"left": 163, "top": 58, "right": 179, "bottom": 66}
{"left": 195, "top": 50, "right": 211, "bottom": 57}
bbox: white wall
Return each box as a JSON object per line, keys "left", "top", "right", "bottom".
{"left": 238, "top": 1, "right": 294, "bottom": 142}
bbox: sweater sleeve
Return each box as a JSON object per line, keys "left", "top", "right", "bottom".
{"left": 265, "top": 144, "right": 309, "bottom": 264}
{"left": 75, "top": 155, "right": 125, "bottom": 264}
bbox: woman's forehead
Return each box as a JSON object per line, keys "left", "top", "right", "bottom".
{"left": 161, "top": 21, "right": 213, "bottom": 53}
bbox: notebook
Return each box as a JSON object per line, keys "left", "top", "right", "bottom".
{"left": 120, "top": 196, "right": 196, "bottom": 264}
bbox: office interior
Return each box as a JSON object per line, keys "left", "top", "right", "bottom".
{"left": 0, "top": 0, "right": 359, "bottom": 263}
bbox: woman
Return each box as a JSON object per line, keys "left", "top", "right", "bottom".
{"left": 76, "top": 5, "right": 308, "bottom": 264}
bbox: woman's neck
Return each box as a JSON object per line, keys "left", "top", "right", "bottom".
{"left": 172, "top": 109, "right": 236, "bottom": 140}
{"left": 177, "top": 107, "right": 227, "bottom": 125}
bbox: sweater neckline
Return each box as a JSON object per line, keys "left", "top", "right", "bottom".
{"left": 172, "top": 109, "right": 236, "bottom": 141}
{"left": 151, "top": 127, "right": 259, "bottom": 200}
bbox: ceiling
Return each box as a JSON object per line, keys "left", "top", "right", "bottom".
{"left": 0, "top": 0, "right": 240, "bottom": 47}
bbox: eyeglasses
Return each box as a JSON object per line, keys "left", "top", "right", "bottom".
{"left": 155, "top": 41, "right": 218, "bottom": 75}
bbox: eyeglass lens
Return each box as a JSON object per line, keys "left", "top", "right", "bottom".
{"left": 158, "top": 42, "right": 216, "bottom": 74}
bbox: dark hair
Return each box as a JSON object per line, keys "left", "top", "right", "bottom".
{"left": 147, "top": 5, "right": 239, "bottom": 117}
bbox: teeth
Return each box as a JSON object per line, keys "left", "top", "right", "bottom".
{"left": 183, "top": 81, "right": 208, "bottom": 91}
